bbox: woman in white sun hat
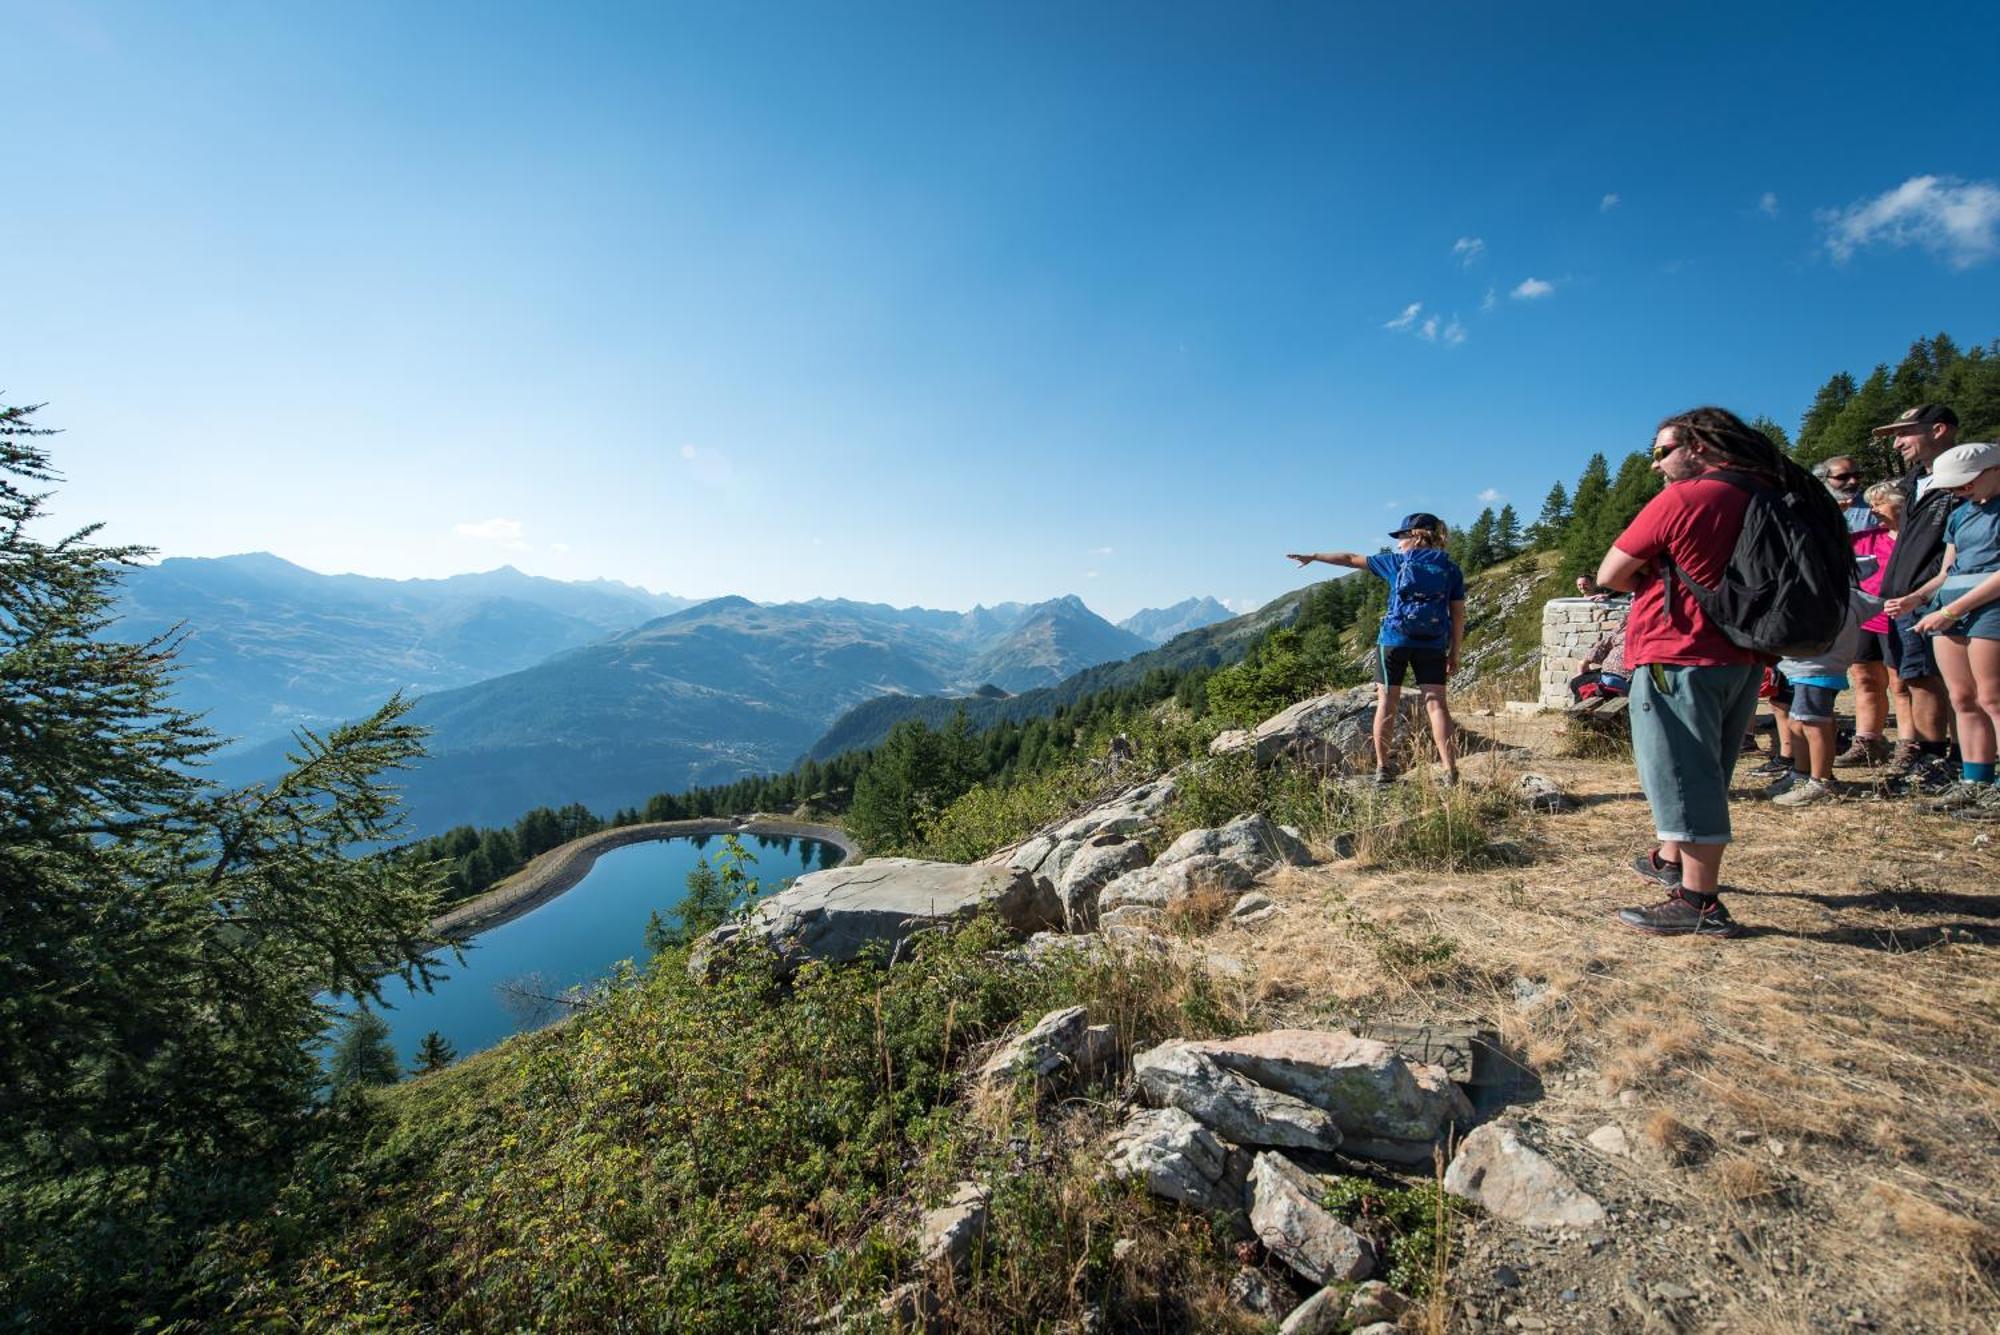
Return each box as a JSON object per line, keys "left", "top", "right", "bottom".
{"left": 1885, "top": 441, "right": 2000, "bottom": 816}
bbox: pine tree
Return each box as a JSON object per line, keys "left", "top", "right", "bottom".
{"left": 1463, "top": 508, "right": 1497, "bottom": 571}
{"left": 1, "top": 400, "right": 448, "bottom": 1312}
{"left": 410, "top": 1030, "right": 457, "bottom": 1076}
{"left": 1495, "top": 504, "right": 1523, "bottom": 559}
{"left": 328, "top": 1010, "right": 401, "bottom": 1090}
{"left": 1528, "top": 481, "right": 1571, "bottom": 549}
{"left": 1749, "top": 415, "right": 1792, "bottom": 454}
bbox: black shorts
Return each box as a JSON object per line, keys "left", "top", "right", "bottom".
{"left": 1379, "top": 645, "right": 1449, "bottom": 688}
{"left": 1851, "top": 631, "right": 1885, "bottom": 665}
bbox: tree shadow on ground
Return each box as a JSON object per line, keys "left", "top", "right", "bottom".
{"left": 1734, "top": 921, "right": 1998, "bottom": 951}
{"left": 1731, "top": 885, "right": 2000, "bottom": 918}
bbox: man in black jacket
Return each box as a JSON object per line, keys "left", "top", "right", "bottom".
{"left": 1873, "top": 403, "right": 1960, "bottom": 784}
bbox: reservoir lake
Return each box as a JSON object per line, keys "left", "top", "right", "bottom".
{"left": 350, "top": 832, "right": 839, "bottom": 1068}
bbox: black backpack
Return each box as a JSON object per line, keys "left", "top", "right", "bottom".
{"left": 1660, "top": 468, "right": 1854, "bottom": 658}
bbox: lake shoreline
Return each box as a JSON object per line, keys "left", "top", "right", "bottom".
{"left": 428, "top": 817, "right": 861, "bottom": 941}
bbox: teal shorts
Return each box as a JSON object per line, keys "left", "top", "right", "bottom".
{"left": 1630, "top": 663, "right": 1763, "bottom": 846}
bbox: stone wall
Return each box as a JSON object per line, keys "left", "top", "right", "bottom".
{"left": 1538, "top": 597, "right": 1630, "bottom": 710}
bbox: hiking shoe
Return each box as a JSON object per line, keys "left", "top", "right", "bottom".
{"left": 1833, "top": 736, "right": 1891, "bottom": 768}
{"left": 1617, "top": 887, "right": 1745, "bottom": 939}
{"left": 1906, "top": 756, "right": 1960, "bottom": 796}
{"left": 1759, "top": 771, "right": 1800, "bottom": 799}
{"left": 1632, "top": 848, "right": 1683, "bottom": 888}
{"left": 1748, "top": 755, "right": 1793, "bottom": 779}
{"left": 1923, "top": 780, "right": 2000, "bottom": 813}
{"left": 1771, "top": 776, "right": 1835, "bottom": 807}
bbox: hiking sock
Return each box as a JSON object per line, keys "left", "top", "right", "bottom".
{"left": 1680, "top": 887, "right": 1721, "bottom": 913}
{"left": 1966, "top": 761, "right": 1997, "bottom": 785}
{"left": 1919, "top": 740, "right": 1950, "bottom": 759}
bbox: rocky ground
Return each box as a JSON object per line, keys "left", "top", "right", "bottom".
{"left": 696, "top": 693, "right": 1997, "bottom": 1333}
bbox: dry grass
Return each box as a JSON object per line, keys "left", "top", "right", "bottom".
{"left": 1196, "top": 713, "right": 1999, "bottom": 1330}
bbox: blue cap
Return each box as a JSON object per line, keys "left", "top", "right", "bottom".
{"left": 1391, "top": 512, "right": 1443, "bottom": 537}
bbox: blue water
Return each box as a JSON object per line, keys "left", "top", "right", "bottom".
{"left": 348, "top": 833, "right": 837, "bottom": 1069}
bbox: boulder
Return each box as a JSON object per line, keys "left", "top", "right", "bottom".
{"left": 1098, "top": 854, "right": 1256, "bottom": 913}
{"left": 1155, "top": 814, "right": 1314, "bottom": 873}
{"left": 1105, "top": 1107, "right": 1244, "bottom": 1218}
{"left": 690, "top": 857, "right": 1055, "bottom": 980}
{"left": 917, "top": 1181, "right": 989, "bottom": 1271}
{"left": 1226, "top": 1267, "right": 1297, "bottom": 1320}
{"left": 975, "top": 1006, "right": 1090, "bottom": 1096}
{"left": 1243, "top": 686, "right": 1382, "bottom": 772}
{"left": 1443, "top": 1122, "right": 1607, "bottom": 1229}
{"left": 1050, "top": 777, "right": 1178, "bottom": 844}
{"left": 1276, "top": 1286, "right": 1343, "bottom": 1335}
{"left": 1248, "top": 1152, "right": 1374, "bottom": 1286}
{"left": 1055, "top": 835, "right": 1153, "bottom": 931}
{"left": 1182, "top": 1029, "right": 1473, "bottom": 1163}
{"left": 1517, "top": 772, "right": 1581, "bottom": 814}
{"left": 1586, "top": 1124, "right": 1632, "bottom": 1158}
{"left": 1209, "top": 728, "right": 1253, "bottom": 757}
{"left": 1133, "top": 1042, "right": 1343, "bottom": 1152}
{"left": 1347, "top": 1280, "right": 1412, "bottom": 1325}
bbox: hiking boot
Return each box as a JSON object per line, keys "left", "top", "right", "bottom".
{"left": 1771, "top": 776, "right": 1835, "bottom": 807}
{"left": 1748, "top": 755, "right": 1792, "bottom": 779}
{"left": 1922, "top": 780, "right": 2000, "bottom": 813}
{"left": 1617, "top": 887, "right": 1745, "bottom": 939}
{"left": 1632, "top": 848, "right": 1683, "bottom": 888}
{"left": 1759, "top": 771, "right": 1800, "bottom": 800}
{"left": 1833, "top": 736, "right": 1891, "bottom": 768}
{"left": 1906, "top": 755, "right": 1960, "bottom": 796}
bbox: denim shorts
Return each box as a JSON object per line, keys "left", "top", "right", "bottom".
{"left": 1788, "top": 683, "right": 1840, "bottom": 724}
{"left": 1630, "top": 662, "right": 1763, "bottom": 845}
{"left": 1884, "top": 613, "right": 1940, "bottom": 680}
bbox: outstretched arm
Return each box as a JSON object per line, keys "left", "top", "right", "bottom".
{"left": 1288, "top": 550, "right": 1369, "bottom": 570}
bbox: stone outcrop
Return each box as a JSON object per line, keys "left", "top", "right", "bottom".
{"left": 1209, "top": 686, "right": 1381, "bottom": 772}
{"left": 1153, "top": 813, "right": 1313, "bottom": 874}
{"left": 988, "top": 778, "right": 1177, "bottom": 918}
{"left": 1163, "top": 1030, "right": 1472, "bottom": 1163}
{"left": 973, "top": 1006, "right": 1118, "bottom": 1099}
{"left": 1097, "top": 853, "right": 1256, "bottom": 913}
{"left": 1347, "top": 1280, "right": 1411, "bottom": 1325}
{"left": 917, "top": 1182, "right": 989, "bottom": 1271}
{"left": 1054, "top": 835, "right": 1152, "bottom": 931}
{"left": 1132, "top": 1043, "right": 1343, "bottom": 1152}
{"left": 1444, "top": 1122, "right": 1607, "bottom": 1229}
{"left": 690, "top": 858, "right": 1056, "bottom": 980}
{"left": 1248, "top": 1152, "right": 1374, "bottom": 1286}
{"left": 1276, "top": 1286, "right": 1343, "bottom": 1335}
{"left": 1105, "top": 1107, "right": 1246, "bottom": 1218}
{"left": 1517, "top": 772, "right": 1581, "bottom": 813}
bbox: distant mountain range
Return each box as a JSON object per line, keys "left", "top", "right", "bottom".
{"left": 143, "top": 555, "right": 1234, "bottom": 834}
{"left": 804, "top": 585, "right": 1313, "bottom": 761}
{"left": 1117, "top": 596, "right": 1234, "bottom": 644}
{"left": 113, "top": 554, "right": 694, "bottom": 752}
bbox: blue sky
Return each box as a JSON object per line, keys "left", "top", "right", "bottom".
{"left": 5, "top": 1, "right": 1997, "bottom": 620}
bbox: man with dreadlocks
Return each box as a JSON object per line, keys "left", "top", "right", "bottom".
{"left": 1591, "top": 407, "right": 1828, "bottom": 938}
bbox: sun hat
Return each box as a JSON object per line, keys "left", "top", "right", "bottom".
{"left": 1929, "top": 441, "right": 2000, "bottom": 489}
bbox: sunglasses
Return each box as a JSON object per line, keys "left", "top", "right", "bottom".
{"left": 1651, "top": 441, "right": 1685, "bottom": 461}
{"left": 1827, "top": 472, "right": 1860, "bottom": 482}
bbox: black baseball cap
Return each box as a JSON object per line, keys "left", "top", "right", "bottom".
{"left": 1390, "top": 512, "right": 1443, "bottom": 537}
{"left": 1869, "top": 403, "right": 1959, "bottom": 437}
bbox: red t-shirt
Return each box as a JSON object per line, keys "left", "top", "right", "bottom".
{"left": 1612, "top": 475, "right": 1760, "bottom": 668}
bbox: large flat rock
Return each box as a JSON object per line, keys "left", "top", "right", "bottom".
{"left": 1176, "top": 1029, "right": 1473, "bottom": 1163}
{"left": 690, "top": 857, "right": 1054, "bottom": 979}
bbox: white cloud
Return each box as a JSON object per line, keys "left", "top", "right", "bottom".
{"left": 453, "top": 518, "right": 530, "bottom": 551}
{"left": 678, "top": 442, "right": 733, "bottom": 486}
{"left": 1600, "top": 193, "right": 1621, "bottom": 213}
{"left": 1758, "top": 191, "right": 1780, "bottom": 217}
{"left": 1088, "top": 545, "right": 1114, "bottom": 557}
{"left": 1418, "top": 315, "right": 1440, "bottom": 341}
{"left": 1443, "top": 318, "right": 1467, "bottom": 346}
{"left": 1819, "top": 175, "right": 2000, "bottom": 269}
{"left": 1511, "top": 277, "right": 1555, "bottom": 300}
{"left": 1452, "top": 236, "right": 1485, "bottom": 267}
{"left": 1384, "top": 301, "right": 1423, "bottom": 331}
{"left": 1480, "top": 287, "right": 1497, "bottom": 313}
{"left": 1477, "top": 487, "right": 1504, "bottom": 503}
{"left": 1084, "top": 569, "right": 1100, "bottom": 580}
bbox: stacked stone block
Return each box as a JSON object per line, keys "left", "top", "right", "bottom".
{"left": 1538, "top": 597, "right": 1629, "bottom": 710}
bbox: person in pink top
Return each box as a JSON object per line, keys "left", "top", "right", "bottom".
{"left": 1835, "top": 480, "right": 1911, "bottom": 767}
